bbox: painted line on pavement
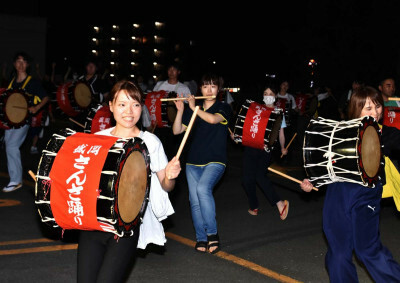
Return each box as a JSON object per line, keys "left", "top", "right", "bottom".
{"left": 0, "top": 244, "right": 77, "bottom": 255}
{"left": 0, "top": 238, "right": 56, "bottom": 246}
{"left": 165, "top": 232, "right": 302, "bottom": 283}
{"left": 0, "top": 199, "right": 21, "bottom": 207}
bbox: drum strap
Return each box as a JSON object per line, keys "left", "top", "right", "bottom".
{"left": 7, "top": 75, "right": 32, "bottom": 90}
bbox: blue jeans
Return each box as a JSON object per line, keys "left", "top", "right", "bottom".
{"left": 186, "top": 163, "right": 225, "bottom": 242}
{"left": 4, "top": 125, "right": 29, "bottom": 184}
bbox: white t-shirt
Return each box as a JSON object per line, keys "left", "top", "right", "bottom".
{"left": 277, "top": 93, "right": 297, "bottom": 109}
{"left": 153, "top": 80, "right": 191, "bottom": 97}
{"left": 95, "top": 127, "right": 174, "bottom": 249}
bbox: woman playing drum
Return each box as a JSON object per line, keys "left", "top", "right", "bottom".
{"left": 77, "top": 80, "right": 181, "bottom": 283}
{"left": 301, "top": 86, "right": 400, "bottom": 282}
{"left": 238, "top": 84, "right": 289, "bottom": 219}
{"left": 172, "top": 73, "right": 232, "bottom": 254}
{"left": 2, "top": 52, "right": 49, "bottom": 192}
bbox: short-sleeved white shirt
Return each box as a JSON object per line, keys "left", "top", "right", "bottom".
{"left": 95, "top": 127, "right": 174, "bottom": 249}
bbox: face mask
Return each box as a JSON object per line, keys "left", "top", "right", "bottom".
{"left": 263, "top": 96, "right": 275, "bottom": 105}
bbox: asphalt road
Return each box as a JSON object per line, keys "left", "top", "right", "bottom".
{"left": 1, "top": 119, "right": 400, "bottom": 283}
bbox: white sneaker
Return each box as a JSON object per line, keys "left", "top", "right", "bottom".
{"left": 3, "top": 183, "right": 22, "bottom": 192}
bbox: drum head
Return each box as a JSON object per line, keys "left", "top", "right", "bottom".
{"left": 5, "top": 92, "right": 28, "bottom": 124}
{"left": 361, "top": 125, "right": 381, "bottom": 178}
{"left": 118, "top": 151, "right": 148, "bottom": 223}
{"left": 74, "top": 83, "right": 92, "bottom": 108}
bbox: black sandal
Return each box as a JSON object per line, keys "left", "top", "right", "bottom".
{"left": 195, "top": 241, "right": 208, "bottom": 253}
{"left": 207, "top": 234, "right": 220, "bottom": 254}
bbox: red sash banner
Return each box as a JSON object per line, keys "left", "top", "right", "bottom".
{"left": 275, "top": 98, "right": 287, "bottom": 111}
{"left": 144, "top": 90, "right": 168, "bottom": 127}
{"left": 383, "top": 107, "right": 400, "bottom": 130}
{"left": 242, "top": 102, "right": 272, "bottom": 150}
{"left": 49, "top": 133, "right": 118, "bottom": 231}
{"left": 90, "top": 105, "right": 113, "bottom": 133}
{"left": 295, "top": 94, "right": 308, "bottom": 113}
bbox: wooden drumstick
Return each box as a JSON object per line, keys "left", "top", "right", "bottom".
{"left": 228, "top": 127, "right": 238, "bottom": 144}
{"left": 176, "top": 106, "right": 199, "bottom": 160}
{"left": 13, "top": 106, "right": 28, "bottom": 110}
{"left": 388, "top": 97, "right": 400, "bottom": 101}
{"left": 160, "top": 96, "right": 216, "bottom": 102}
{"left": 69, "top": 118, "right": 85, "bottom": 128}
{"left": 281, "top": 133, "right": 297, "bottom": 158}
{"left": 28, "top": 170, "right": 36, "bottom": 182}
{"left": 268, "top": 167, "right": 318, "bottom": 191}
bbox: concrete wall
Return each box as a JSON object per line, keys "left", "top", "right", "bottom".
{"left": 0, "top": 13, "right": 46, "bottom": 80}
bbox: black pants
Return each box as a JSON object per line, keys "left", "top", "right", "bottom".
{"left": 242, "top": 146, "right": 281, "bottom": 210}
{"left": 77, "top": 229, "right": 139, "bottom": 283}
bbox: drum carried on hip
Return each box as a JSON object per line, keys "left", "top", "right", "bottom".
{"left": 303, "top": 116, "right": 384, "bottom": 188}
{"left": 56, "top": 81, "right": 93, "bottom": 117}
{"left": 34, "top": 128, "right": 151, "bottom": 237}
{"left": 84, "top": 104, "right": 114, "bottom": 134}
{"left": 144, "top": 90, "right": 177, "bottom": 128}
{"left": 0, "top": 88, "right": 29, "bottom": 129}
{"left": 233, "top": 99, "right": 283, "bottom": 152}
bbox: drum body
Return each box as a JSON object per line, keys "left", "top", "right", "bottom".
{"left": 275, "top": 98, "right": 292, "bottom": 127}
{"left": 144, "top": 90, "right": 177, "bottom": 128}
{"left": 35, "top": 129, "right": 151, "bottom": 237}
{"left": 303, "top": 116, "right": 384, "bottom": 188}
{"left": 233, "top": 100, "right": 283, "bottom": 152}
{"left": 56, "top": 81, "right": 93, "bottom": 117}
{"left": 84, "top": 104, "right": 114, "bottom": 134}
{"left": 0, "top": 88, "right": 29, "bottom": 129}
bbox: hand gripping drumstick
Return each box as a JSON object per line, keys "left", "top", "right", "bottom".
{"left": 160, "top": 96, "right": 216, "bottom": 102}
{"left": 176, "top": 106, "right": 199, "bottom": 160}
{"left": 69, "top": 118, "right": 85, "bottom": 128}
{"left": 268, "top": 167, "right": 318, "bottom": 191}
{"left": 281, "top": 133, "right": 297, "bottom": 158}
{"left": 228, "top": 127, "right": 238, "bottom": 144}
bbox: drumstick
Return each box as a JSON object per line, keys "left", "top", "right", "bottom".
{"left": 69, "top": 118, "right": 85, "bottom": 128}
{"left": 176, "top": 106, "right": 199, "bottom": 160}
{"left": 281, "top": 133, "right": 297, "bottom": 158}
{"left": 228, "top": 127, "right": 238, "bottom": 144}
{"left": 28, "top": 170, "right": 36, "bottom": 182}
{"left": 13, "top": 106, "right": 27, "bottom": 110}
{"left": 160, "top": 96, "right": 216, "bottom": 102}
{"left": 388, "top": 97, "right": 400, "bottom": 101}
{"left": 268, "top": 167, "right": 318, "bottom": 191}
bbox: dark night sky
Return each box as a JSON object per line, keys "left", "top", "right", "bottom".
{"left": 2, "top": 0, "right": 400, "bottom": 92}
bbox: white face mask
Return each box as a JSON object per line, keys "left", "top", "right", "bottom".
{"left": 263, "top": 96, "right": 275, "bottom": 105}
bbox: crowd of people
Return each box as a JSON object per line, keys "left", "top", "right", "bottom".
{"left": 1, "top": 50, "right": 400, "bottom": 282}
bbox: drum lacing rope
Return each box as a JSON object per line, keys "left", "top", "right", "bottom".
{"left": 327, "top": 121, "right": 340, "bottom": 183}
{"left": 304, "top": 117, "right": 364, "bottom": 187}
